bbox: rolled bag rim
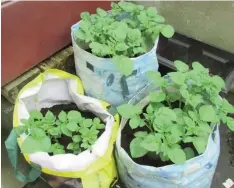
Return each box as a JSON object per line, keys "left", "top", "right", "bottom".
{"left": 13, "top": 69, "right": 120, "bottom": 178}
{"left": 71, "top": 20, "right": 159, "bottom": 70}
{"left": 115, "top": 95, "right": 220, "bottom": 181}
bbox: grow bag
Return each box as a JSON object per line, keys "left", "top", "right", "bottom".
{"left": 5, "top": 69, "right": 119, "bottom": 188}
{"left": 115, "top": 93, "right": 220, "bottom": 188}
{"left": 71, "top": 21, "right": 159, "bottom": 106}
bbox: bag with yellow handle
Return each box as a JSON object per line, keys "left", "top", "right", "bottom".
{"left": 5, "top": 69, "right": 119, "bottom": 188}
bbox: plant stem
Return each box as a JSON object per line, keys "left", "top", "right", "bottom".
{"left": 145, "top": 120, "right": 154, "bottom": 132}
{"left": 167, "top": 100, "right": 172, "bottom": 109}
{"left": 179, "top": 98, "right": 182, "bottom": 109}
{"left": 162, "top": 87, "right": 172, "bottom": 108}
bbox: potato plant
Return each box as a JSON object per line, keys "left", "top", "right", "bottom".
{"left": 76, "top": 2, "right": 174, "bottom": 76}
{"left": 117, "top": 61, "right": 234, "bottom": 164}
{"left": 14, "top": 110, "right": 105, "bottom": 155}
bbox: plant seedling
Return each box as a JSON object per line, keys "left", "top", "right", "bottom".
{"left": 77, "top": 2, "right": 175, "bottom": 76}
{"left": 117, "top": 60, "right": 234, "bottom": 164}
{"left": 15, "top": 109, "right": 105, "bottom": 155}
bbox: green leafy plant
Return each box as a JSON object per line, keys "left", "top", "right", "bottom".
{"left": 76, "top": 2, "right": 174, "bottom": 76}
{"left": 14, "top": 110, "right": 105, "bottom": 155}
{"left": 117, "top": 60, "right": 234, "bottom": 164}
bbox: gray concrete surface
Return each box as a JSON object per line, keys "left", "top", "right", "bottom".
{"left": 136, "top": 1, "right": 234, "bottom": 53}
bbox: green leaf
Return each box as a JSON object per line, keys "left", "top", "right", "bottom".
{"left": 199, "top": 105, "right": 216, "bottom": 122}
{"left": 221, "top": 99, "right": 234, "bottom": 113}
{"left": 133, "top": 47, "right": 145, "bottom": 55}
{"left": 58, "top": 111, "right": 67, "bottom": 122}
{"left": 50, "top": 143, "right": 65, "bottom": 155}
{"left": 188, "top": 111, "right": 199, "bottom": 122}
{"left": 76, "top": 30, "right": 85, "bottom": 40}
{"left": 21, "top": 136, "right": 51, "bottom": 153}
{"left": 155, "top": 15, "right": 165, "bottom": 23}
{"left": 115, "top": 43, "right": 129, "bottom": 51}
{"left": 167, "top": 124, "right": 184, "bottom": 137}
{"left": 83, "top": 119, "right": 93, "bottom": 128}
{"left": 96, "top": 123, "right": 105, "bottom": 129}
{"left": 159, "top": 107, "right": 177, "bottom": 121}
{"left": 30, "top": 127, "right": 46, "bottom": 139}
{"left": 149, "top": 91, "right": 166, "bottom": 103}
{"left": 67, "top": 143, "right": 74, "bottom": 150}
{"left": 183, "top": 136, "right": 194, "bottom": 143}
{"left": 151, "top": 103, "right": 165, "bottom": 111}
{"left": 192, "top": 62, "right": 208, "bottom": 73}
{"left": 174, "top": 108, "right": 185, "bottom": 124}
{"left": 146, "top": 104, "right": 154, "bottom": 114}
{"left": 30, "top": 110, "right": 43, "bottom": 120}
{"left": 227, "top": 117, "right": 234, "bottom": 131}
{"left": 113, "top": 56, "right": 133, "bottom": 76}
{"left": 53, "top": 149, "right": 65, "bottom": 155}
{"left": 168, "top": 147, "right": 186, "bottom": 164}
{"left": 183, "top": 116, "right": 195, "bottom": 127}
{"left": 48, "top": 127, "right": 61, "bottom": 136}
{"left": 146, "top": 7, "right": 157, "bottom": 17}
{"left": 189, "top": 94, "right": 203, "bottom": 107}
{"left": 184, "top": 147, "right": 195, "bottom": 160}
{"left": 72, "top": 135, "right": 82, "bottom": 143}
{"left": 193, "top": 136, "right": 207, "bottom": 154}
{"left": 197, "top": 122, "right": 212, "bottom": 133}
{"left": 168, "top": 72, "right": 185, "bottom": 85}
{"left": 174, "top": 60, "right": 189, "bottom": 72}
{"left": 61, "top": 125, "right": 72, "bottom": 137}
{"left": 128, "top": 29, "right": 141, "bottom": 40}
{"left": 79, "top": 127, "right": 89, "bottom": 136}
{"left": 137, "top": 11, "right": 148, "bottom": 24}
{"left": 80, "top": 12, "right": 90, "bottom": 20}
{"left": 21, "top": 119, "right": 29, "bottom": 126}
{"left": 130, "top": 138, "right": 147, "bottom": 158}
{"left": 96, "top": 8, "right": 107, "bottom": 17}
{"left": 180, "top": 87, "right": 190, "bottom": 99}
{"left": 141, "top": 134, "right": 161, "bottom": 152}
{"left": 93, "top": 117, "right": 100, "bottom": 124}
{"left": 81, "top": 142, "right": 90, "bottom": 149}
{"left": 89, "top": 42, "right": 112, "bottom": 56}
{"left": 67, "top": 111, "right": 82, "bottom": 123}
{"left": 45, "top": 111, "right": 55, "bottom": 121}
{"left": 211, "top": 75, "right": 225, "bottom": 89}
{"left": 146, "top": 71, "right": 161, "bottom": 82}
{"left": 134, "top": 131, "right": 148, "bottom": 138}
{"left": 160, "top": 152, "right": 170, "bottom": 162}
{"left": 14, "top": 126, "right": 27, "bottom": 136}
{"left": 129, "top": 116, "right": 141, "bottom": 129}
{"left": 161, "top": 25, "right": 174, "bottom": 38}
{"left": 67, "top": 122, "right": 78, "bottom": 132}
{"left": 117, "top": 104, "right": 142, "bottom": 119}
{"left": 166, "top": 134, "right": 182, "bottom": 145}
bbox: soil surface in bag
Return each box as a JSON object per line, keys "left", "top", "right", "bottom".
{"left": 85, "top": 48, "right": 146, "bottom": 59}
{"left": 121, "top": 105, "right": 198, "bottom": 167}
{"left": 41, "top": 103, "right": 105, "bottom": 155}
{"left": 226, "top": 130, "right": 234, "bottom": 166}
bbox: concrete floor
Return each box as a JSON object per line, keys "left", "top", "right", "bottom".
{"left": 1, "top": 95, "right": 234, "bottom": 188}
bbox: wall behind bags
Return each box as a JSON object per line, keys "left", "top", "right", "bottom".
{"left": 136, "top": 1, "right": 234, "bottom": 53}
{"left": 1, "top": 1, "right": 111, "bottom": 85}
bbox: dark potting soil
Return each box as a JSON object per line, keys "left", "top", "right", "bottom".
{"left": 85, "top": 48, "right": 144, "bottom": 59}
{"left": 226, "top": 130, "right": 234, "bottom": 166}
{"left": 121, "top": 105, "right": 198, "bottom": 168}
{"left": 40, "top": 103, "right": 105, "bottom": 155}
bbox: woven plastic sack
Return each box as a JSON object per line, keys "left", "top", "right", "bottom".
{"left": 71, "top": 21, "right": 159, "bottom": 106}
{"left": 7, "top": 69, "right": 119, "bottom": 188}
{"left": 115, "top": 87, "right": 220, "bottom": 188}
